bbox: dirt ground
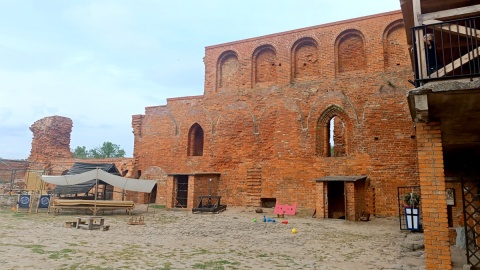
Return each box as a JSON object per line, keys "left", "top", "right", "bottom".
{"left": 0, "top": 205, "right": 467, "bottom": 270}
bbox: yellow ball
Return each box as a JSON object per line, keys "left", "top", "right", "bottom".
{"left": 292, "top": 228, "right": 297, "bottom": 234}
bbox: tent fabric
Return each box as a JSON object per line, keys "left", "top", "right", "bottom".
{"left": 50, "top": 162, "right": 119, "bottom": 195}
{"left": 65, "top": 162, "right": 120, "bottom": 176}
{"left": 42, "top": 169, "right": 157, "bottom": 193}
{"left": 50, "top": 181, "right": 96, "bottom": 195}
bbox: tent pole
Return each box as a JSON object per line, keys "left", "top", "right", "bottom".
{"left": 94, "top": 168, "right": 98, "bottom": 216}
{"left": 152, "top": 193, "right": 156, "bottom": 217}
{"left": 147, "top": 192, "right": 151, "bottom": 212}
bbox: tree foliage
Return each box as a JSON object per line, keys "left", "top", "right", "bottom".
{"left": 72, "top": 146, "right": 89, "bottom": 158}
{"left": 71, "top": 142, "right": 126, "bottom": 159}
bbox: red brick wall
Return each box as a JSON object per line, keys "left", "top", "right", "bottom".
{"left": 293, "top": 38, "right": 321, "bottom": 81}
{"left": 354, "top": 180, "right": 367, "bottom": 219}
{"left": 133, "top": 11, "right": 418, "bottom": 216}
{"left": 254, "top": 45, "right": 277, "bottom": 87}
{"left": 337, "top": 31, "right": 366, "bottom": 73}
{"left": 416, "top": 122, "right": 451, "bottom": 270}
{"left": 28, "top": 116, "right": 73, "bottom": 163}
{"left": 384, "top": 20, "right": 411, "bottom": 71}
{"left": 0, "top": 159, "right": 29, "bottom": 181}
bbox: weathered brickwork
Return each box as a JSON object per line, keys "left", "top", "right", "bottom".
{"left": 0, "top": 159, "right": 30, "bottom": 190}
{"left": 133, "top": 11, "right": 419, "bottom": 216}
{"left": 28, "top": 116, "right": 73, "bottom": 163}
{"left": 23, "top": 116, "right": 142, "bottom": 201}
{"left": 337, "top": 31, "right": 366, "bottom": 73}
{"left": 416, "top": 122, "right": 451, "bottom": 270}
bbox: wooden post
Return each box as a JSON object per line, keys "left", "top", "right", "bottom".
{"left": 94, "top": 169, "right": 98, "bottom": 216}
{"left": 413, "top": 0, "right": 428, "bottom": 81}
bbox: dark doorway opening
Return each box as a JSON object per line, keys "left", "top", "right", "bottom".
{"left": 328, "top": 181, "right": 345, "bottom": 219}
{"left": 149, "top": 184, "right": 157, "bottom": 204}
{"left": 176, "top": 175, "right": 188, "bottom": 208}
{"left": 261, "top": 198, "right": 276, "bottom": 208}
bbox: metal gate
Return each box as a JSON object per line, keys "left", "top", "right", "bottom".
{"left": 175, "top": 175, "right": 188, "bottom": 208}
{"left": 397, "top": 186, "right": 422, "bottom": 231}
{"left": 462, "top": 178, "right": 480, "bottom": 268}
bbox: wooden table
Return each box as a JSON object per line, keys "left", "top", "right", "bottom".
{"left": 76, "top": 216, "right": 105, "bottom": 230}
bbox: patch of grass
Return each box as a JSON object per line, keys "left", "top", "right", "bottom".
{"left": 12, "top": 212, "right": 29, "bottom": 218}
{"left": 192, "top": 259, "right": 240, "bottom": 269}
{"left": 48, "top": 248, "right": 76, "bottom": 260}
{"left": 80, "top": 265, "right": 115, "bottom": 270}
{"left": 194, "top": 248, "right": 210, "bottom": 255}
{"left": 29, "top": 245, "right": 47, "bottom": 254}
{"left": 111, "top": 244, "right": 144, "bottom": 261}
{"left": 150, "top": 204, "right": 166, "bottom": 209}
{"left": 160, "top": 262, "right": 173, "bottom": 270}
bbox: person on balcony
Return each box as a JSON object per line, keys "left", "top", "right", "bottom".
{"left": 424, "top": 34, "right": 440, "bottom": 75}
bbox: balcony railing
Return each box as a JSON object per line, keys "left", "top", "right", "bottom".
{"left": 412, "top": 16, "right": 480, "bottom": 86}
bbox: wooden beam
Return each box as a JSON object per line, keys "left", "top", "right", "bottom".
{"left": 419, "top": 5, "right": 480, "bottom": 21}
{"left": 423, "top": 19, "right": 480, "bottom": 39}
{"left": 413, "top": 0, "right": 422, "bottom": 26}
{"left": 430, "top": 46, "right": 480, "bottom": 78}
{"left": 412, "top": 0, "right": 428, "bottom": 81}
{"left": 413, "top": 28, "right": 428, "bottom": 80}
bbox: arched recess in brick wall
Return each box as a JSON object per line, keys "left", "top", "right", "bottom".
{"left": 336, "top": 30, "right": 366, "bottom": 74}
{"left": 291, "top": 37, "right": 320, "bottom": 81}
{"left": 383, "top": 20, "right": 409, "bottom": 71}
{"left": 252, "top": 45, "right": 277, "bottom": 87}
{"left": 217, "top": 50, "right": 239, "bottom": 91}
{"left": 316, "top": 105, "right": 349, "bottom": 157}
{"left": 188, "top": 123, "right": 204, "bottom": 156}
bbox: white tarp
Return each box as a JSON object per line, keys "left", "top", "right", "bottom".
{"left": 41, "top": 169, "right": 157, "bottom": 193}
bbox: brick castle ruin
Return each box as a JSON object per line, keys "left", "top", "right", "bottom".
{"left": 130, "top": 10, "right": 418, "bottom": 219}
{"left": 19, "top": 11, "right": 421, "bottom": 220}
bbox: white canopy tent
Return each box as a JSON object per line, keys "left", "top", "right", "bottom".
{"left": 41, "top": 168, "right": 157, "bottom": 215}
{"left": 41, "top": 168, "right": 157, "bottom": 193}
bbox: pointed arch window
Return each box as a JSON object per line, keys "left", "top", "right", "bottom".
{"left": 327, "top": 116, "right": 346, "bottom": 157}
{"left": 188, "top": 123, "right": 204, "bottom": 156}
{"left": 316, "top": 106, "right": 348, "bottom": 157}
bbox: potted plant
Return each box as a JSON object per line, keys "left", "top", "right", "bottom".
{"left": 403, "top": 192, "right": 420, "bottom": 207}
{"left": 403, "top": 192, "right": 421, "bottom": 230}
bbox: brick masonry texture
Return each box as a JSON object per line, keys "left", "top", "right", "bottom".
{"left": 132, "top": 10, "right": 420, "bottom": 217}
{"left": 25, "top": 116, "right": 142, "bottom": 202}
{"left": 28, "top": 116, "right": 73, "bottom": 163}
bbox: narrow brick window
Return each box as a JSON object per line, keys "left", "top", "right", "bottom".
{"left": 328, "top": 116, "right": 346, "bottom": 157}
{"left": 317, "top": 106, "right": 348, "bottom": 157}
{"left": 188, "top": 123, "right": 204, "bottom": 156}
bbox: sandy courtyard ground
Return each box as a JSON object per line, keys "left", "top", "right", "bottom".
{"left": 0, "top": 204, "right": 457, "bottom": 270}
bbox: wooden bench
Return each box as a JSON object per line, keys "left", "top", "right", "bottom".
{"left": 50, "top": 199, "right": 135, "bottom": 215}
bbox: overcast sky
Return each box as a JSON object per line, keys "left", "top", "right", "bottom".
{"left": 0, "top": 0, "right": 401, "bottom": 160}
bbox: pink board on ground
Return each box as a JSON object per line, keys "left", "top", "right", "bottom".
{"left": 274, "top": 202, "right": 297, "bottom": 216}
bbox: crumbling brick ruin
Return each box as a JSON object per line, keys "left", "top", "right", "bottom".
{"left": 28, "top": 115, "right": 73, "bottom": 163}
{"left": 132, "top": 10, "right": 419, "bottom": 219}
{"left": 21, "top": 116, "right": 139, "bottom": 201}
